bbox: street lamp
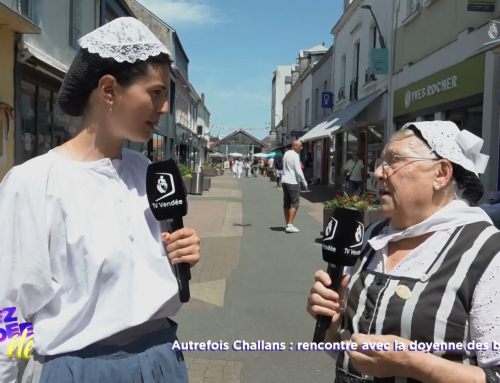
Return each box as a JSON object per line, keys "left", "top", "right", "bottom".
{"left": 361, "top": 5, "right": 386, "bottom": 49}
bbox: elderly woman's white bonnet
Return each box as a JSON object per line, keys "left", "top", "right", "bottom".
{"left": 401, "top": 121, "right": 489, "bottom": 177}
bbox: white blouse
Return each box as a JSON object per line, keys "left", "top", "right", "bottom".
{"left": 346, "top": 225, "right": 500, "bottom": 368}
{"left": 0, "top": 149, "right": 181, "bottom": 382}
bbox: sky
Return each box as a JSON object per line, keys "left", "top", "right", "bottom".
{"left": 137, "top": 0, "right": 343, "bottom": 140}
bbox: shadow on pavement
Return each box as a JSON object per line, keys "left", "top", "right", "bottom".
{"left": 300, "top": 184, "right": 345, "bottom": 204}
{"left": 269, "top": 227, "right": 286, "bottom": 232}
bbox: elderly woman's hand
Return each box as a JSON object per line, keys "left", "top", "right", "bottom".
{"left": 307, "top": 270, "right": 350, "bottom": 333}
{"left": 346, "top": 334, "right": 418, "bottom": 378}
{"left": 162, "top": 228, "right": 201, "bottom": 268}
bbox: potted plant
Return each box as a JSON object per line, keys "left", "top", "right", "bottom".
{"left": 323, "top": 192, "right": 383, "bottom": 233}
{"left": 179, "top": 164, "right": 192, "bottom": 191}
{"left": 203, "top": 176, "right": 211, "bottom": 190}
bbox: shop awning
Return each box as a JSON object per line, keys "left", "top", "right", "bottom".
{"left": 0, "top": 3, "right": 40, "bottom": 34}
{"left": 300, "top": 90, "right": 383, "bottom": 143}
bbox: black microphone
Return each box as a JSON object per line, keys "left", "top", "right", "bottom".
{"left": 313, "top": 208, "right": 365, "bottom": 344}
{"left": 146, "top": 159, "right": 191, "bottom": 303}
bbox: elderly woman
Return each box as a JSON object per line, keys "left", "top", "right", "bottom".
{"left": 307, "top": 121, "right": 500, "bottom": 382}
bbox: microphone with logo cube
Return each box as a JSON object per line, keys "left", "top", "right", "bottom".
{"left": 146, "top": 159, "right": 191, "bottom": 303}
{"left": 313, "top": 208, "right": 365, "bottom": 344}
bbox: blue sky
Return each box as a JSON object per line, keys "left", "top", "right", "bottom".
{"left": 137, "top": 0, "right": 343, "bottom": 139}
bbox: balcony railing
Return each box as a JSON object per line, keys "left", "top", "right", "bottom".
{"left": 338, "top": 86, "right": 345, "bottom": 101}
{"left": 365, "top": 68, "right": 376, "bottom": 84}
{"left": 350, "top": 78, "right": 358, "bottom": 101}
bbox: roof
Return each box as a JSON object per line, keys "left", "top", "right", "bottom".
{"left": 211, "top": 130, "right": 268, "bottom": 148}
{"left": 300, "top": 45, "right": 329, "bottom": 57}
{"left": 126, "top": 0, "right": 175, "bottom": 30}
{"left": 311, "top": 45, "right": 334, "bottom": 75}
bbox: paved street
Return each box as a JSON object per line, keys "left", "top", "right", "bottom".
{"left": 178, "top": 173, "right": 335, "bottom": 383}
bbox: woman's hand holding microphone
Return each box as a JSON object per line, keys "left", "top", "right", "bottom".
{"left": 307, "top": 270, "right": 350, "bottom": 343}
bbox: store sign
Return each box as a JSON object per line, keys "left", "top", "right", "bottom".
{"left": 394, "top": 54, "right": 485, "bottom": 117}
{"left": 468, "top": 0, "right": 495, "bottom": 12}
{"left": 370, "top": 49, "right": 389, "bottom": 75}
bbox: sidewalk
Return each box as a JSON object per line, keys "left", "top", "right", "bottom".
{"left": 176, "top": 173, "right": 336, "bottom": 383}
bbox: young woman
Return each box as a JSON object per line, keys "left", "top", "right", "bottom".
{"left": 0, "top": 18, "right": 199, "bottom": 383}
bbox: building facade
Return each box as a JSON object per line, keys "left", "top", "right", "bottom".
{"left": 271, "top": 65, "right": 292, "bottom": 135}
{"left": 301, "top": 0, "right": 393, "bottom": 191}
{"left": 6, "top": 0, "right": 99, "bottom": 170}
{"left": 0, "top": 2, "right": 40, "bottom": 181}
{"left": 391, "top": 0, "right": 500, "bottom": 198}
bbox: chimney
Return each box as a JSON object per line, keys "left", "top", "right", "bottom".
{"left": 201, "top": 93, "right": 205, "bottom": 105}
{"left": 322, "top": 42, "right": 325, "bottom": 46}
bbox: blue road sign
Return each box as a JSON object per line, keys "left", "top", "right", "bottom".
{"left": 322, "top": 92, "right": 333, "bottom": 108}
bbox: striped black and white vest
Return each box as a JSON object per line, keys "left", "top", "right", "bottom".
{"left": 335, "top": 220, "right": 500, "bottom": 383}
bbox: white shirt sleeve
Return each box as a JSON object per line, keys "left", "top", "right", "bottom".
{"left": 0, "top": 167, "right": 56, "bottom": 382}
{"left": 294, "top": 154, "right": 307, "bottom": 186}
{"left": 470, "top": 251, "right": 500, "bottom": 368}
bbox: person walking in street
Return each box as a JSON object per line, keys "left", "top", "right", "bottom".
{"left": 282, "top": 140, "right": 307, "bottom": 233}
{"left": 237, "top": 158, "right": 243, "bottom": 178}
{"left": 343, "top": 151, "right": 364, "bottom": 193}
{"left": 232, "top": 158, "right": 238, "bottom": 178}
{"left": 307, "top": 121, "right": 500, "bottom": 382}
{"left": 229, "top": 159, "right": 233, "bottom": 174}
{"left": 0, "top": 17, "right": 200, "bottom": 383}
{"left": 244, "top": 159, "right": 251, "bottom": 178}
{"left": 275, "top": 156, "right": 284, "bottom": 187}
{"left": 252, "top": 158, "right": 259, "bottom": 177}
{"left": 304, "top": 152, "right": 313, "bottom": 184}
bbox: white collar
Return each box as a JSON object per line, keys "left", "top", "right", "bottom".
{"left": 368, "top": 199, "right": 493, "bottom": 251}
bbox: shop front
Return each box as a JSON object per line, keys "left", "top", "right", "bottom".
{"left": 393, "top": 53, "right": 486, "bottom": 138}
{"left": 0, "top": 3, "right": 40, "bottom": 181}
{"left": 301, "top": 90, "right": 386, "bottom": 191}
{"left": 14, "top": 64, "right": 80, "bottom": 166}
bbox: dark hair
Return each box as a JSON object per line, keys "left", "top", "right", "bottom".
{"left": 407, "top": 127, "right": 484, "bottom": 205}
{"left": 58, "top": 48, "right": 171, "bottom": 117}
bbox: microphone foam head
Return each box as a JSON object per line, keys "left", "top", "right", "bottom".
{"left": 146, "top": 159, "right": 188, "bottom": 221}
{"left": 322, "top": 208, "right": 365, "bottom": 266}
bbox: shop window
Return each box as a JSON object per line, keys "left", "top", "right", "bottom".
{"left": 37, "top": 87, "right": 52, "bottom": 156}
{"left": 69, "top": 0, "right": 83, "bottom": 49}
{"left": 18, "top": 81, "right": 79, "bottom": 165}
{"left": 151, "top": 133, "right": 166, "bottom": 163}
{"left": 446, "top": 106, "right": 483, "bottom": 138}
{"left": 19, "top": 81, "right": 37, "bottom": 164}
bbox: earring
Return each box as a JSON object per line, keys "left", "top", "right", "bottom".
{"left": 108, "top": 101, "right": 113, "bottom": 112}
{"left": 434, "top": 184, "right": 440, "bottom": 191}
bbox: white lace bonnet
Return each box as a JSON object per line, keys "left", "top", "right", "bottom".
{"left": 78, "top": 17, "right": 171, "bottom": 63}
{"left": 402, "top": 121, "right": 489, "bottom": 176}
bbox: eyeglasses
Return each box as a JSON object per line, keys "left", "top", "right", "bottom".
{"left": 378, "top": 153, "right": 439, "bottom": 169}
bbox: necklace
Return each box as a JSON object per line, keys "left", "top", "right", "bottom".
{"left": 65, "top": 143, "right": 77, "bottom": 161}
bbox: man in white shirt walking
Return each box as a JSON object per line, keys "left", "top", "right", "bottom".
{"left": 282, "top": 140, "right": 307, "bottom": 233}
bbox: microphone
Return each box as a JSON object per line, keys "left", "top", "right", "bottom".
{"left": 313, "top": 208, "right": 365, "bottom": 344}
{"left": 146, "top": 159, "right": 191, "bottom": 303}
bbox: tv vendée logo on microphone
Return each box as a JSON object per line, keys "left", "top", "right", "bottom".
{"left": 0, "top": 307, "right": 35, "bottom": 360}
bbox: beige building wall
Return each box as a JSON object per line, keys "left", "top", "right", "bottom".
{"left": 0, "top": 27, "right": 15, "bottom": 182}
{"left": 394, "top": 0, "right": 499, "bottom": 73}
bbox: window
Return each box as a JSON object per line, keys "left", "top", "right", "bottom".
{"left": 17, "top": 80, "right": 78, "bottom": 165}
{"left": 69, "top": 0, "right": 82, "bottom": 49}
{"left": 339, "top": 55, "right": 346, "bottom": 101}
{"left": 20, "top": 0, "right": 32, "bottom": 19}
{"left": 353, "top": 42, "right": 360, "bottom": 79}
{"left": 371, "top": 26, "right": 378, "bottom": 49}
{"left": 323, "top": 81, "right": 328, "bottom": 116}
{"left": 315, "top": 88, "right": 319, "bottom": 120}
{"left": 197, "top": 125, "right": 203, "bottom": 135}
{"left": 105, "top": 4, "right": 119, "bottom": 23}
{"left": 305, "top": 99, "right": 310, "bottom": 127}
{"left": 409, "top": 0, "right": 422, "bottom": 14}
